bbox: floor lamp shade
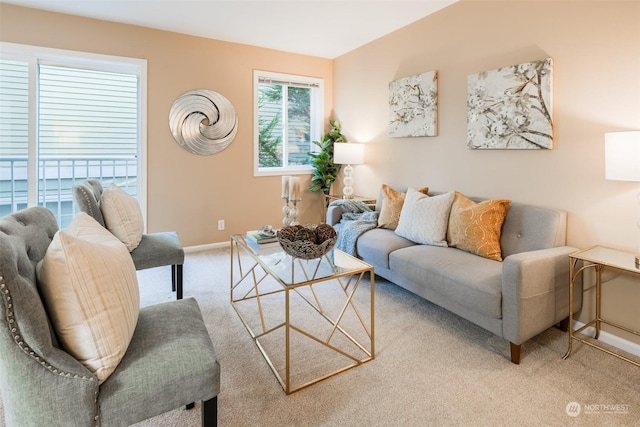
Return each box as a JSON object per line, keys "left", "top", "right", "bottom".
{"left": 334, "top": 143, "right": 365, "bottom": 198}
{"left": 605, "top": 131, "right": 640, "bottom": 182}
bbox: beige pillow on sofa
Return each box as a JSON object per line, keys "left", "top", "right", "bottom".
{"left": 37, "top": 212, "right": 140, "bottom": 384}
{"left": 100, "top": 183, "right": 144, "bottom": 251}
{"left": 395, "top": 188, "right": 455, "bottom": 246}
{"left": 378, "top": 184, "right": 429, "bottom": 229}
{"left": 447, "top": 192, "right": 511, "bottom": 261}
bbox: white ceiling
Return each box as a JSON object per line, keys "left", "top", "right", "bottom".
{"left": 2, "top": 0, "right": 458, "bottom": 58}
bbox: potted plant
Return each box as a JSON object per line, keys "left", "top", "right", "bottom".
{"left": 309, "top": 119, "right": 346, "bottom": 195}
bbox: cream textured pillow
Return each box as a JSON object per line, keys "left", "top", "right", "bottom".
{"left": 378, "top": 185, "right": 429, "bottom": 229}
{"left": 447, "top": 192, "right": 511, "bottom": 261}
{"left": 100, "top": 183, "right": 144, "bottom": 251}
{"left": 395, "top": 188, "right": 455, "bottom": 246}
{"left": 37, "top": 212, "right": 140, "bottom": 384}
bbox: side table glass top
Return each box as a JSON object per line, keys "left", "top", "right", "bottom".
{"left": 570, "top": 246, "right": 640, "bottom": 274}
{"left": 231, "top": 234, "right": 372, "bottom": 286}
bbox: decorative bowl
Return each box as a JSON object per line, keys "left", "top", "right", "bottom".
{"left": 277, "top": 224, "right": 337, "bottom": 260}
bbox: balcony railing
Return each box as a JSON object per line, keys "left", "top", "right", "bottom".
{"left": 0, "top": 156, "right": 138, "bottom": 229}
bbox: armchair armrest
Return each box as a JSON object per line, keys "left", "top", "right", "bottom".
{"left": 501, "top": 246, "right": 582, "bottom": 345}
{"left": 326, "top": 205, "right": 345, "bottom": 226}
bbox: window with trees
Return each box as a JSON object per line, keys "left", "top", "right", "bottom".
{"left": 253, "top": 70, "right": 323, "bottom": 176}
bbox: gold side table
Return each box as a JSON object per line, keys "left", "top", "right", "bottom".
{"left": 563, "top": 245, "right": 640, "bottom": 367}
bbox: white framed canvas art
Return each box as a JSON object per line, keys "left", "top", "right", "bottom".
{"left": 389, "top": 70, "right": 437, "bottom": 137}
{"left": 467, "top": 58, "right": 553, "bottom": 149}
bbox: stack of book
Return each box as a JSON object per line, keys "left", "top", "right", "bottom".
{"left": 246, "top": 230, "right": 278, "bottom": 244}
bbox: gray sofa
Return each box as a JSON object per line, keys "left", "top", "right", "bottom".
{"left": 0, "top": 207, "right": 219, "bottom": 426}
{"left": 327, "top": 190, "right": 582, "bottom": 364}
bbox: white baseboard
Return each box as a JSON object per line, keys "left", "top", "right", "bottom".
{"left": 184, "top": 241, "right": 229, "bottom": 253}
{"left": 572, "top": 320, "right": 640, "bottom": 358}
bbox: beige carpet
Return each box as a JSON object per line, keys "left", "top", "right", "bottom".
{"left": 2, "top": 247, "right": 640, "bottom": 426}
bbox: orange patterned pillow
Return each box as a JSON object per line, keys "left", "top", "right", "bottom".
{"left": 447, "top": 192, "right": 511, "bottom": 261}
{"left": 378, "top": 184, "right": 429, "bottom": 229}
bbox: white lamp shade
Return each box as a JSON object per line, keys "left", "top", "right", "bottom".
{"left": 605, "top": 131, "right": 640, "bottom": 182}
{"left": 334, "top": 142, "right": 364, "bottom": 165}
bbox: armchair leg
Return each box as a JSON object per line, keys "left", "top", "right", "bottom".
{"left": 176, "top": 264, "right": 184, "bottom": 300}
{"left": 202, "top": 397, "right": 218, "bottom": 427}
{"left": 172, "top": 264, "right": 177, "bottom": 292}
{"left": 510, "top": 342, "right": 521, "bottom": 364}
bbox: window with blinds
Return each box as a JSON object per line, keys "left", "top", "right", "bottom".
{"left": 253, "top": 70, "right": 323, "bottom": 176}
{"left": 0, "top": 43, "right": 146, "bottom": 228}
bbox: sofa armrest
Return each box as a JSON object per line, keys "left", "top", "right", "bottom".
{"left": 501, "top": 246, "right": 582, "bottom": 345}
{"left": 326, "top": 205, "right": 344, "bottom": 226}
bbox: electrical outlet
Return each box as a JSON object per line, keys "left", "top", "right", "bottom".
{"left": 217, "top": 219, "right": 225, "bottom": 230}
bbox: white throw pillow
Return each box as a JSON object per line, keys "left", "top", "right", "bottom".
{"left": 37, "top": 212, "right": 140, "bottom": 384}
{"left": 100, "top": 183, "right": 144, "bottom": 251}
{"left": 395, "top": 189, "right": 455, "bottom": 246}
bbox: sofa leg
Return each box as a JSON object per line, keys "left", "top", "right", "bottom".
{"left": 510, "top": 342, "right": 521, "bottom": 364}
{"left": 202, "top": 397, "right": 218, "bottom": 427}
{"left": 557, "top": 316, "right": 570, "bottom": 332}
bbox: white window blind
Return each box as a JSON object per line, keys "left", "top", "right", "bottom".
{"left": 38, "top": 65, "right": 138, "bottom": 158}
{"left": 0, "top": 60, "right": 29, "bottom": 157}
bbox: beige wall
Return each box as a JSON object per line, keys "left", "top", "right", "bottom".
{"left": 0, "top": 3, "right": 333, "bottom": 246}
{"left": 333, "top": 0, "right": 640, "bottom": 345}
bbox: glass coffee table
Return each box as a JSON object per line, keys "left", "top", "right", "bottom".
{"left": 230, "top": 234, "right": 375, "bottom": 394}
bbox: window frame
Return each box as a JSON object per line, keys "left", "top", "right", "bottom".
{"left": 0, "top": 42, "right": 148, "bottom": 222}
{"left": 253, "top": 70, "right": 324, "bottom": 177}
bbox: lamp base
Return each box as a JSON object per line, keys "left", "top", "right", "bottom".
{"left": 342, "top": 164, "right": 354, "bottom": 199}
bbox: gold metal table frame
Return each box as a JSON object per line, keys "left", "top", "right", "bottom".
{"left": 563, "top": 245, "right": 640, "bottom": 367}
{"left": 230, "top": 235, "right": 375, "bottom": 394}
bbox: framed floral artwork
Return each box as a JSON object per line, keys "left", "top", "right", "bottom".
{"left": 467, "top": 58, "right": 553, "bottom": 149}
{"left": 389, "top": 70, "right": 437, "bottom": 137}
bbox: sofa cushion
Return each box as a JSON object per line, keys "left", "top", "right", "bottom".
{"left": 357, "top": 228, "right": 416, "bottom": 269}
{"left": 101, "top": 183, "right": 144, "bottom": 251}
{"left": 447, "top": 192, "right": 511, "bottom": 261}
{"left": 36, "top": 212, "right": 140, "bottom": 384}
{"left": 395, "top": 189, "right": 455, "bottom": 246}
{"left": 389, "top": 245, "right": 503, "bottom": 319}
{"left": 500, "top": 203, "right": 567, "bottom": 258}
{"left": 378, "top": 184, "right": 428, "bottom": 230}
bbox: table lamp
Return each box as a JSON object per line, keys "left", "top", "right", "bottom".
{"left": 605, "top": 131, "right": 640, "bottom": 267}
{"left": 333, "top": 142, "right": 364, "bottom": 199}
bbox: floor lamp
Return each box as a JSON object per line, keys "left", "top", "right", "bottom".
{"left": 605, "top": 131, "right": 640, "bottom": 267}
{"left": 334, "top": 142, "right": 365, "bottom": 199}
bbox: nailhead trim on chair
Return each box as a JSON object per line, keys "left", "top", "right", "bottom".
{"left": 0, "top": 277, "right": 96, "bottom": 383}
{"left": 77, "top": 186, "right": 101, "bottom": 221}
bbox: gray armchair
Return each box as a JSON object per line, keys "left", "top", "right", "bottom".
{"left": 74, "top": 179, "right": 185, "bottom": 299}
{"left": 0, "top": 207, "right": 219, "bottom": 426}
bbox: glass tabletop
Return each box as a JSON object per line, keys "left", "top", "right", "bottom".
{"left": 231, "top": 234, "right": 372, "bottom": 286}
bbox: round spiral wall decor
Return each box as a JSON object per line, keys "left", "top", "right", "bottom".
{"left": 169, "top": 89, "right": 238, "bottom": 155}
